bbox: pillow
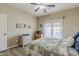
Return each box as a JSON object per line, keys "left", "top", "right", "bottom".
{"left": 73, "top": 32, "right": 79, "bottom": 47}
{"left": 73, "top": 32, "right": 79, "bottom": 40}
{"left": 67, "top": 36, "right": 74, "bottom": 46}
{"left": 74, "top": 37, "right": 79, "bottom": 54}
{"left": 59, "top": 46, "right": 69, "bottom": 56}
{"left": 60, "top": 36, "right": 74, "bottom": 46}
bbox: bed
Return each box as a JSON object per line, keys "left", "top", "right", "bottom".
{"left": 25, "top": 37, "right": 69, "bottom": 56}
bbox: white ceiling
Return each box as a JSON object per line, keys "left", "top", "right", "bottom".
{"left": 9, "top": 3, "right": 79, "bottom": 17}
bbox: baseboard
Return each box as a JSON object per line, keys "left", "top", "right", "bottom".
{"left": 7, "top": 44, "right": 19, "bottom": 49}
{"left": 0, "top": 44, "right": 19, "bottom": 52}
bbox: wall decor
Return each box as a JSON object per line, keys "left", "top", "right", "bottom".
{"left": 28, "top": 25, "right": 31, "bottom": 29}
{"left": 19, "top": 24, "right": 21, "bottom": 28}
{"left": 40, "top": 24, "right": 42, "bottom": 28}
{"left": 16, "top": 23, "right": 21, "bottom": 29}
{"left": 16, "top": 23, "right": 31, "bottom": 29}
{"left": 16, "top": 23, "right": 18, "bottom": 28}
{"left": 24, "top": 24, "right": 27, "bottom": 28}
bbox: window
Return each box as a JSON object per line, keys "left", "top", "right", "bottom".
{"left": 52, "top": 22, "right": 63, "bottom": 39}
{"left": 44, "top": 23, "right": 51, "bottom": 37}
{"left": 44, "top": 18, "right": 63, "bottom": 39}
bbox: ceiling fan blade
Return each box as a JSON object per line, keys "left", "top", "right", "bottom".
{"left": 43, "top": 9, "right": 47, "bottom": 13}
{"left": 46, "top": 5, "right": 55, "bottom": 7}
{"left": 30, "top": 3, "right": 38, "bottom": 5}
{"left": 34, "top": 7, "right": 40, "bottom": 12}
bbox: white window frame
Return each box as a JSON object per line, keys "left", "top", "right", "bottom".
{"left": 44, "top": 17, "right": 63, "bottom": 40}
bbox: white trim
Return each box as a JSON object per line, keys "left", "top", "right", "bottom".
{"left": 0, "top": 44, "right": 19, "bottom": 52}
{"left": 7, "top": 44, "right": 19, "bottom": 49}
{"left": 0, "top": 14, "right": 7, "bottom": 51}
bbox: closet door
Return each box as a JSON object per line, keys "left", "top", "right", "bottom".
{"left": 0, "top": 14, "right": 7, "bottom": 51}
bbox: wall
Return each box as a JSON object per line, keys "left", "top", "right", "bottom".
{"left": 37, "top": 7, "right": 79, "bottom": 39}
{"left": 0, "top": 4, "right": 37, "bottom": 47}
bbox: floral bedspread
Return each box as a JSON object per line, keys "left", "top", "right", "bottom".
{"left": 25, "top": 38, "right": 68, "bottom": 56}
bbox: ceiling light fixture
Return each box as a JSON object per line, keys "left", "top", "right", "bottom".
{"left": 30, "top": 3, "right": 55, "bottom": 13}
{"left": 39, "top": 6, "right": 45, "bottom": 9}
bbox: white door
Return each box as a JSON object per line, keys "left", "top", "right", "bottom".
{"left": 0, "top": 14, "right": 7, "bottom": 51}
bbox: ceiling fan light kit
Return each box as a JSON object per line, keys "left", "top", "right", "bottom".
{"left": 30, "top": 3, "right": 55, "bottom": 13}
{"left": 39, "top": 6, "right": 45, "bottom": 9}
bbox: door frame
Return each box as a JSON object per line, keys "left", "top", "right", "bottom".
{"left": 0, "top": 13, "right": 7, "bottom": 51}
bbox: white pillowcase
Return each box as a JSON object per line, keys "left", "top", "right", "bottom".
{"left": 59, "top": 46, "right": 69, "bottom": 56}
{"left": 66, "top": 36, "right": 74, "bottom": 46}
{"left": 60, "top": 36, "right": 74, "bottom": 47}
{"left": 56, "top": 36, "right": 75, "bottom": 55}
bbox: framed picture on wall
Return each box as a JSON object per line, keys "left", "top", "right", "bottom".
{"left": 28, "top": 25, "right": 31, "bottom": 29}
{"left": 16, "top": 23, "right": 18, "bottom": 28}
{"left": 24, "top": 24, "right": 27, "bottom": 28}
{"left": 16, "top": 23, "right": 21, "bottom": 28}
{"left": 16, "top": 23, "right": 30, "bottom": 29}
{"left": 19, "top": 24, "right": 21, "bottom": 28}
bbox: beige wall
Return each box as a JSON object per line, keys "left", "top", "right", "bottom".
{"left": 0, "top": 3, "right": 79, "bottom": 48}
{"left": 0, "top": 4, "right": 37, "bottom": 47}
{"left": 37, "top": 7, "right": 79, "bottom": 39}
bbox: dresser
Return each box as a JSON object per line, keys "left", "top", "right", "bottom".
{"left": 19, "top": 34, "right": 32, "bottom": 47}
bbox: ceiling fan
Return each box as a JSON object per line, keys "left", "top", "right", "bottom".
{"left": 30, "top": 3, "right": 55, "bottom": 13}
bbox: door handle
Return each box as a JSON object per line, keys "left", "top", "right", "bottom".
{"left": 4, "top": 33, "right": 7, "bottom": 35}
